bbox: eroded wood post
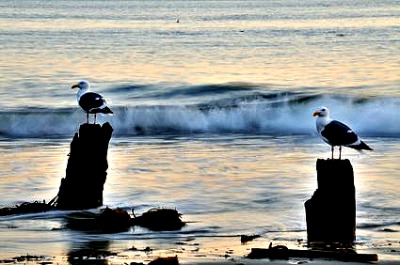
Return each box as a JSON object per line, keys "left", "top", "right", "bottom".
{"left": 305, "top": 159, "right": 356, "bottom": 245}
{"left": 55, "top": 122, "right": 113, "bottom": 210}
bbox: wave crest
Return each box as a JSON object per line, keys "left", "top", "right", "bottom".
{"left": 1, "top": 94, "right": 400, "bottom": 138}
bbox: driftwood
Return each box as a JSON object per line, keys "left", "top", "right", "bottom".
{"left": 247, "top": 243, "right": 378, "bottom": 262}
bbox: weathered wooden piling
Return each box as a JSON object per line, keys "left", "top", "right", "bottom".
{"left": 55, "top": 122, "right": 113, "bottom": 210}
{"left": 305, "top": 159, "right": 356, "bottom": 244}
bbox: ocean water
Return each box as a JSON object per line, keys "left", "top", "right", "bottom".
{"left": 0, "top": 0, "right": 399, "bottom": 263}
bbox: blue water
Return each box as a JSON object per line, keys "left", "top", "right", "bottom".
{"left": 0, "top": 0, "right": 399, "bottom": 263}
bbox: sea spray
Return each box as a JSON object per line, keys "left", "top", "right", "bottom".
{"left": 1, "top": 95, "right": 400, "bottom": 138}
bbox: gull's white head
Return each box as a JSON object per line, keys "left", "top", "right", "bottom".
{"left": 71, "top": 80, "right": 90, "bottom": 91}
{"left": 312, "top": 106, "right": 330, "bottom": 118}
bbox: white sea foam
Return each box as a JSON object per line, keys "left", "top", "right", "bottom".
{"left": 1, "top": 96, "right": 400, "bottom": 138}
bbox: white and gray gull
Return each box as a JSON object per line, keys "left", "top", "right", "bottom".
{"left": 313, "top": 106, "right": 372, "bottom": 159}
{"left": 71, "top": 80, "right": 113, "bottom": 124}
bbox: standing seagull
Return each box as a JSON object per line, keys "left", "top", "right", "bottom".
{"left": 313, "top": 106, "right": 372, "bottom": 159}
{"left": 71, "top": 80, "right": 113, "bottom": 124}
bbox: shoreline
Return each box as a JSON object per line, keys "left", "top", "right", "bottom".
{"left": 1, "top": 235, "right": 398, "bottom": 265}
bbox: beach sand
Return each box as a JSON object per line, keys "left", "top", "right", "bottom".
{"left": 5, "top": 235, "right": 396, "bottom": 265}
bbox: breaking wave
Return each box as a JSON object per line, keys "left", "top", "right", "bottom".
{"left": 1, "top": 89, "right": 400, "bottom": 139}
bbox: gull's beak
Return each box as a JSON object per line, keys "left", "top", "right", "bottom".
{"left": 312, "top": 110, "right": 321, "bottom": 117}
{"left": 71, "top": 83, "right": 79, "bottom": 89}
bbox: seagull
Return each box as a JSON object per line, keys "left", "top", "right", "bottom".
{"left": 313, "top": 106, "right": 372, "bottom": 159}
{"left": 71, "top": 80, "right": 113, "bottom": 124}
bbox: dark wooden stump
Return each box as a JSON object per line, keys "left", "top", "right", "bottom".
{"left": 305, "top": 159, "right": 356, "bottom": 244}
{"left": 55, "top": 122, "right": 113, "bottom": 210}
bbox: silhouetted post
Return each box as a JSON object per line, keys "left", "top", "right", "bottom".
{"left": 55, "top": 122, "right": 113, "bottom": 210}
{"left": 305, "top": 159, "right": 356, "bottom": 244}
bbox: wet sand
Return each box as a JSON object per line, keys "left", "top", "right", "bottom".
{"left": 3, "top": 235, "right": 398, "bottom": 265}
